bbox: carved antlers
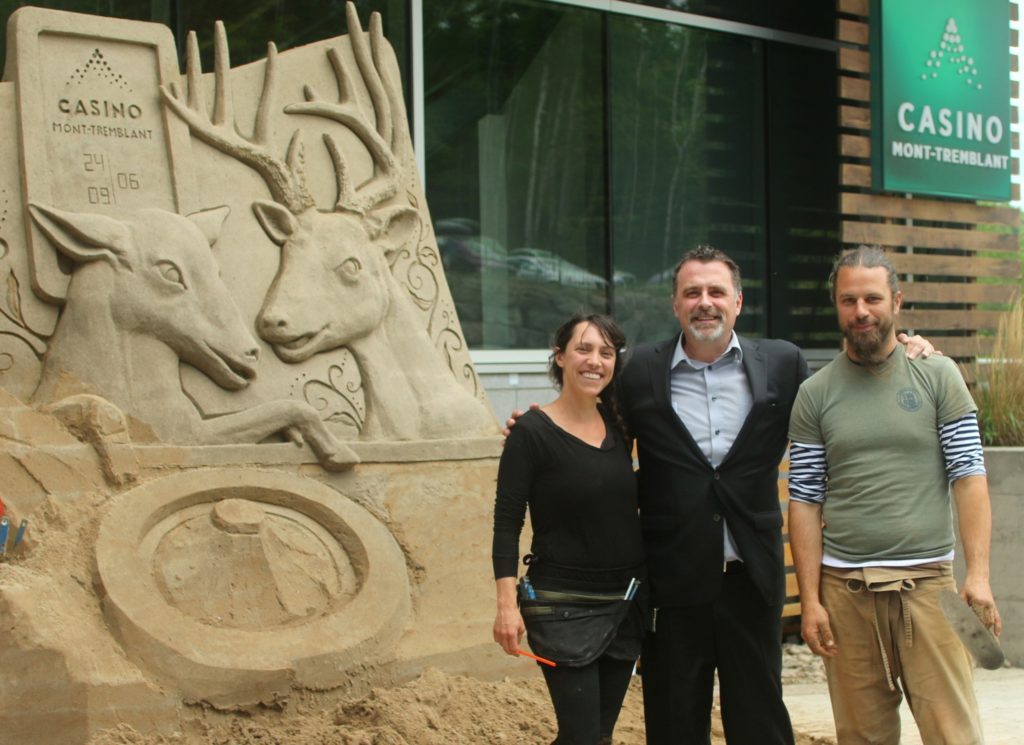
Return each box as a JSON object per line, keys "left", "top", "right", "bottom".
{"left": 162, "top": 26, "right": 315, "bottom": 214}
{"left": 286, "top": 5, "right": 399, "bottom": 215}
{"left": 161, "top": 1, "right": 404, "bottom": 218}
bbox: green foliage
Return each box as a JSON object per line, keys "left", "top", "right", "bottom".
{"left": 968, "top": 297, "right": 1024, "bottom": 446}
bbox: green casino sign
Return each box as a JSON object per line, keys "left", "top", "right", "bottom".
{"left": 871, "top": 0, "right": 1012, "bottom": 201}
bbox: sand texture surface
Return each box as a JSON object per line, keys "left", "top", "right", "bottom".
{"left": 86, "top": 648, "right": 831, "bottom": 745}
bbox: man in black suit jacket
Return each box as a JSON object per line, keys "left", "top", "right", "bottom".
{"left": 618, "top": 245, "right": 805, "bottom": 745}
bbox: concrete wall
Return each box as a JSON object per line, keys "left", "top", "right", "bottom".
{"left": 955, "top": 447, "right": 1024, "bottom": 667}
{"left": 478, "top": 371, "right": 556, "bottom": 421}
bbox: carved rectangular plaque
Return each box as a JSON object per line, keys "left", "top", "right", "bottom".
{"left": 6, "top": 8, "right": 194, "bottom": 303}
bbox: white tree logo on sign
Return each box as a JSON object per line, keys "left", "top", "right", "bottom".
{"left": 922, "top": 17, "right": 983, "bottom": 90}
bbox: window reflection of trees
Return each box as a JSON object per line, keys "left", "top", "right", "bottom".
{"left": 427, "top": 3, "right": 608, "bottom": 349}
{"left": 430, "top": 5, "right": 841, "bottom": 351}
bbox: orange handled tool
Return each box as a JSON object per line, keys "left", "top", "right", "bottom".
{"left": 517, "top": 649, "right": 556, "bottom": 667}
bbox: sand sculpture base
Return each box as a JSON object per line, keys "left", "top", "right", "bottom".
{"left": 0, "top": 391, "right": 507, "bottom": 743}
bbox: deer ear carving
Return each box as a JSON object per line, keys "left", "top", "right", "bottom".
{"left": 27, "top": 203, "right": 131, "bottom": 267}
{"left": 252, "top": 200, "right": 299, "bottom": 246}
{"left": 369, "top": 206, "right": 421, "bottom": 253}
{"left": 187, "top": 205, "right": 231, "bottom": 247}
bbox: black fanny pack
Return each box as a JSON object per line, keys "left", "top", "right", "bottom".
{"left": 517, "top": 578, "right": 640, "bottom": 667}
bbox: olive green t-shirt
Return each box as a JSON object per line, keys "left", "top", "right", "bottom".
{"left": 788, "top": 346, "right": 976, "bottom": 564}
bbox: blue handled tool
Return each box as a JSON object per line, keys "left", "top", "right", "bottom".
{"left": 13, "top": 519, "right": 27, "bottom": 548}
{"left": 0, "top": 517, "right": 8, "bottom": 556}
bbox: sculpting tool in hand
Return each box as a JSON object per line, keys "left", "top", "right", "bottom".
{"left": 517, "top": 649, "right": 556, "bottom": 667}
{"left": 0, "top": 517, "right": 8, "bottom": 556}
{"left": 13, "top": 519, "right": 27, "bottom": 548}
{"left": 938, "top": 590, "right": 1004, "bottom": 670}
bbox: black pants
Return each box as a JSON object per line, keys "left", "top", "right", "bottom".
{"left": 640, "top": 569, "right": 794, "bottom": 745}
{"left": 540, "top": 654, "right": 635, "bottom": 745}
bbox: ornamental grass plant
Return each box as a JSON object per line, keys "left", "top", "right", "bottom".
{"left": 967, "top": 297, "right": 1024, "bottom": 446}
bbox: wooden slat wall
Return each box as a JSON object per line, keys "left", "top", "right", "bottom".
{"left": 837, "top": 0, "right": 1022, "bottom": 359}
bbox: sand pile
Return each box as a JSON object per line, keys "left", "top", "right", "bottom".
{"left": 86, "top": 669, "right": 561, "bottom": 745}
{"left": 86, "top": 648, "right": 831, "bottom": 745}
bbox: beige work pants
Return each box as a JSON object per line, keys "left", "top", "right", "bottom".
{"left": 819, "top": 566, "right": 984, "bottom": 745}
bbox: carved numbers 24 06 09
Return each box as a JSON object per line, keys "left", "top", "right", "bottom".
{"left": 82, "top": 152, "right": 141, "bottom": 206}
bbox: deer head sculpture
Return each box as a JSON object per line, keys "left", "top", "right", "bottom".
{"left": 161, "top": 3, "right": 496, "bottom": 440}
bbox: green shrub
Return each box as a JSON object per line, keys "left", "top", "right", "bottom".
{"left": 968, "top": 298, "right": 1024, "bottom": 446}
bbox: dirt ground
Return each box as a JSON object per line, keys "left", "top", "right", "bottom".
{"left": 87, "top": 644, "right": 831, "bottom": 745}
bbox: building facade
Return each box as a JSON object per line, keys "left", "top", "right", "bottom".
{"left": 2, "top": 0, "right": 1016, "bottom": 414}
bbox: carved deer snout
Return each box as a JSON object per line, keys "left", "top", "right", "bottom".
{"left": 258, "top": 313, "right": 290, "bottom": 333}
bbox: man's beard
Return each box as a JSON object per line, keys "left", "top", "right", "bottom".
{"left": 687, "top": 315, "right": 725, "bottom": 342}
{"left": 843, "top": 314, "right": 894, "bottom": 368}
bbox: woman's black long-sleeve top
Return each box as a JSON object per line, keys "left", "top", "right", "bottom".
{"left": 491, "top": 408, "right": 645, "bottom": 593}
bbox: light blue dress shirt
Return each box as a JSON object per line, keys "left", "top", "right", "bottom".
{"left": 670, "top": 332, "right": 753, "bottom": 563}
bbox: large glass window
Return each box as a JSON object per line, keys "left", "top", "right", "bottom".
{"left": 0, "top": 1, "right": 407, "bottom": 74}
{"left": 608, "top": 18, "right": 766, "bottom": 343}
{"left": 424, "top": 1, "right": 608, "bottom": 349}
{"left": 423, "top": 2, "right": 840, "bottom": 351}
{"left": 181, "top": 0, "right": 407, "bottom": 74}
{"left": 622, "top": 1, "right": 835, "bottom": 40}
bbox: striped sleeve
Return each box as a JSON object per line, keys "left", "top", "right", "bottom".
{"left": 939, "top": 413, "right": 986, "bottom": 482}
{"left": 788, "top": 441, "right": 827, "bottom": 505}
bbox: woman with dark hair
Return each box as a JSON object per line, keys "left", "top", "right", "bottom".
{"left": 492, "top": 312, "right": 645, "bottom": 745}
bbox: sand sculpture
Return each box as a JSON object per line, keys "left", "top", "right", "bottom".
{"left": 160, "top": 13, "right": 496, "bottom": 440}
{"left": 0, "top": 5, "right": 504, "bottom": 743}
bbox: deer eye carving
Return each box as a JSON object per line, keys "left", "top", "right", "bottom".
{"left": 335, "top": 257, "right": 362, "bottom": 280}
{"left": 156, "top": 260, "right": 187, "bottom": 290}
